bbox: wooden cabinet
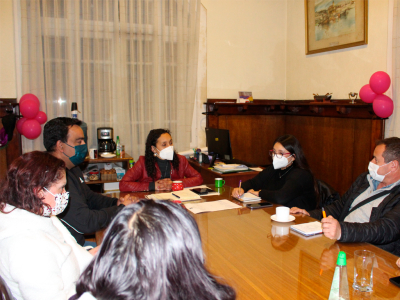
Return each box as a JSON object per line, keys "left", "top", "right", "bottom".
{"left": 0, "top": 99, "right": 22, "bottom": 180}
{"left": 205, "top": 99, "right": 384, "bottom": 195}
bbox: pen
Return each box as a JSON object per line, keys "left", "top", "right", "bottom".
{"left": 238, "top": 180, "right": 242, "bottom": 198}
{"left": 172, "top": 193, "right": 180, "bottom": 199}
{"left": 322, "top": 207, "right": 327, "bottom": 218}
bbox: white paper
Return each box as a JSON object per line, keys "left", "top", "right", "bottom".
{"left": 184, "top": 200, "right": 241, "bottom": 214}
{"left": 290, "top": 221, "right": 323, "bottom": 236}
{"left": 145, "top": 189, "right": 201, "bottom": 202}
{"left": 233, "top": 193, "right": 261, "bottom": 202}
{"left": 250, "top": 167, "right": 263, "bottom": 172}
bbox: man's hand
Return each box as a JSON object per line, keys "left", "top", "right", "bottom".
{"left": 118, "top": 194, "right": 139, "bottom": 206}
{"left": 290, "top": 207, "right": 310, "bottom": 216}
{"left": 321, "top": 216, "right": 342, "bottom": 240}
{"left": 232, "top": 188, "right": 244, "bottom": 198}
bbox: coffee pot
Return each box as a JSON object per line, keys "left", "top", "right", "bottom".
{"left": 97, "top": 127, "right": 116, "bottom": 155}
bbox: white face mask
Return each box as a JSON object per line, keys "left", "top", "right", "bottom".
{"left": 42, "top": 187, "right": 69, "bottom": 217}
{"left": 155, "top": 146, "right": 174, "bottom": 161}
{"left": 368, "top": 161, "right": 392, "bottom": 182}
{"left": 273, "top": 155, "right": 292, "bottom": 169}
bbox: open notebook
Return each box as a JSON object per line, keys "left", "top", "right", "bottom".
{"left": 290, "top": 221, "right": 323, "bottom": 237}
{"left": 233, "top": 192, "right": 261, "bottom": 202}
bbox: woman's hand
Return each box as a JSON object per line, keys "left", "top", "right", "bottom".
{"left": 396, "top": 258, "right": 400, "bottom": 268}
{"left": 155, "top": 179, "right": 173, "bottom": 190}
{"left": 118, "top": 194, "right": 139, "bottom": 206}
{"left": 290, "top": 207, "right": 310, "bottom": 216}
{"left": 248, "top": 189, "right": 260, "bottom": 197}
{"left": 88, "top": 246, "right": 100, "bottom": 256}
{"left": 232, "top": 188, "right": 244, "bottom": 198}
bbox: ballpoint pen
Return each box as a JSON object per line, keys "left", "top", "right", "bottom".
{"left": 172, "top": 193, "right": 180, "bottom": 199}
{"left": 238, "top": 180, "right": 242, "bottom": 198}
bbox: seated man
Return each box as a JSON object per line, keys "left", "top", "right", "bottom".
{"left": 291, "top": 137, "right": 400, "bottom": 256}
{"left": 44, "top": 117, "right": 137, "bottom": 246}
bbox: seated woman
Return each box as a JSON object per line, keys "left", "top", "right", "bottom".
{"left": 119, "top": 128, "right": 203, "bottom": 192}
{"left": 232, "top": 134, "right": 317, "bottom": 210}
{"left": 73, "top": 200, "right": 236, "bottom": 300}
{"left": 0, "top": 151, "right": 94, "bottom": 300}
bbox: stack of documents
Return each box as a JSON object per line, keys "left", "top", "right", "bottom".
{"left": 290, "top": 221, "right": 323, "bottom": 236}
{"left": 233, "top": 193, "right": 261, "bottom": 202}
{"left": 145, "top": 190, "right": 201, "bottom": 202}
{"left": 213, "top": 164, "right": 249, "bottom": 173}
{"left": 184, "top": 200, "right": 241, "bottom": 214}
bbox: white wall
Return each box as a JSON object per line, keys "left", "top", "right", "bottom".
{"left": 286, "top": 0, "right": 389, "bottom": 100}
{"left": 201, "top": 0, "right": 287, "bottom": 100}
{"left": 0, "top": 0, "right": 17, "bottom": 98}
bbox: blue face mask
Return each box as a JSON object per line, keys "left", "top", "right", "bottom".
{"left": 63, "top": 142, "right": 88, "bottom": 166}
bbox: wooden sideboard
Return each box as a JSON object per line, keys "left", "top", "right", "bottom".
{"left": 205, "top": 99, "right": 384, "bottom": 195}
{"left": 0, "top": 99, "right": 22, "bottom": 180}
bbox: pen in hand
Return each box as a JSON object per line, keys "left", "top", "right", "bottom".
{"left": 322, "top": 207, "right": 327, "bottom": 218}
{"left": 238, "top": 180, "right": 242, "bottom": 198}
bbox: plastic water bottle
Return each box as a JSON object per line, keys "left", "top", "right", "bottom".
{"left": 329, "top": 251, "right": 349, "bottom": 300}
{"left": 129, "top": 159, "right": 135, "bottom": 169}
{"left": 116, "top": 136, "right": 121, "bottom": 157}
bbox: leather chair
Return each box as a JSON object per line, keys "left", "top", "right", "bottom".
{"left": 317, "top": 179, "right": 340, "bottom": 209}
{"left": 0, "top": 275, "right": 13, "bottom": 300}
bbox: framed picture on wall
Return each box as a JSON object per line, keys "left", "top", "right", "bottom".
{"left": 305, "top": 0, "right": 368, "bottom": 55}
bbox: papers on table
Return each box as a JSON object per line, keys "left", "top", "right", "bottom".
{"left": 290, "top": 221, "right": 323, "bottom": 236}
{"left": 145, "top": 189, "right": 201, "bottom": 202}
{"left": 213, "top": 164, "right": 249, "bottom": 173}
{"left": 249, "top": 167, "right": 263, "bottom": 172}
{"left": 233, "top": 192, "right": 261, "bottom": 202}
{"left": 184, "top": 200, "right": 241, "bottom": 214}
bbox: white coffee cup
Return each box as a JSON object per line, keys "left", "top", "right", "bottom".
{"left": 89, "top": 148, "right": 97, "bottom": 159}
{"left": 276, "top": 206, "right": 290, "bottom": 222}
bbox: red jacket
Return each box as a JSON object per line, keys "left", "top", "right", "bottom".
{"left": 119, "top": 154, "right": 203, "bottom": 192}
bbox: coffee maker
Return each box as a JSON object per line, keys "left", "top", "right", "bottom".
{"left": 97, "top": 127, "right": 116, "bottom": 155}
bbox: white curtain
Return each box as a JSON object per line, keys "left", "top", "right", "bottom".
{"left": 19, "top": 0, "right": 201, "bottom": 159}
{"left": 387, "top": 0, "right": 400, "bottom": 137}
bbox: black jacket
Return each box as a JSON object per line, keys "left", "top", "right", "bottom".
{"left": 241, "top": 165, "right": 317, "bottom": 211}
{"left": 58, "top": 166, "right": 124, "bottom": 246}
{"left": 310, "top": 172, "right": 400, "bottom": 256}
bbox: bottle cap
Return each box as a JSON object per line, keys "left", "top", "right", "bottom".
{"left": 336, "top": 251, "right": 347, "bottom": 266}
{"left": 129, "top": 159, "right": 134, "bottom": 163}
{"left": 71, "top": 102, "right": 78, "bottom": 111}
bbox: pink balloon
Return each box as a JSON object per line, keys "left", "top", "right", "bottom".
{"left": 373, "top": 95, "right": 394, "bottom": 118}
{"left": 359, "top": 84, "right": 377, "bottom": 103}
{"left": 369, "top": 71, "right": 391, "bottom": 94}
{"left": 20, "top": 93, "right": 40, "bottom": 106}
{"left": 35, "top": 111, "right": 47, "bottom": 125}
{"left": 22, "top": 119, "right": 42, "bottom": 139}
{"left": 20, "top": 98, "right": 40, "bottom": 119}
{"left": 16, "top": 117, "right": 27, "bottom": 134}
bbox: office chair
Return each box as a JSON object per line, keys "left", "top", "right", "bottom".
{"left": 317, "top": 179, "right": 340, "bottom": 209}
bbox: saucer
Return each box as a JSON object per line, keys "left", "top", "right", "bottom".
{"left": 101, "top": 153, "right": 116, "bottom": 158}
{"left": 270, "top": 215, "right": 295, "bottom": 223}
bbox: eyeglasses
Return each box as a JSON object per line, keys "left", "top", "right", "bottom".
{"left": 269, "top": 150, "right": 291, "bottom": 159}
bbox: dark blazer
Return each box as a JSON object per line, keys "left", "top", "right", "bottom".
{"left": 310, "top": 172, "right": 400, "bottom": 256}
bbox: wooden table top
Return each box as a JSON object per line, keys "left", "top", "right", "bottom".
{"left": 102, "top": 185, "right": 400, "bottom": 299}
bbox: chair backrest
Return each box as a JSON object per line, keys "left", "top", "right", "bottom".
{"left": 317, "top": 179, "right": 340, "bottom": 209}
{"left": 0, "top": 275, "right": 14, "bottom": 300}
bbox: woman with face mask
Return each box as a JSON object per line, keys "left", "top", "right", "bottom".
{"left": 232, "top": 135, "right": 317, "bottom": 211}
{"left": 119, "top": 129, "right": 203, "bottom": 192}
{"left": 0, "top": 151, "right": 94, "bottom": 300}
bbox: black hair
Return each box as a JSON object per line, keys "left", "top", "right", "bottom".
{"left": 43, "top": 117, "right": 82, "bottom": 152}
{"left": 376, "top": 137, "right": 400, "bottom": 163}
{"left": 273, "top": 134, "right": 311, "bottom": 171}
{"left": 75, "top": 200, "right": 236, "bottom": 300}
{"left": 145, "top": 129, "right": 180, "bottom": 180}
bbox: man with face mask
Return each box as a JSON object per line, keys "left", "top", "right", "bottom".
{"left": 44, "top": 117, "right": 137, "bottom": 246}
{"left": 291, "top": 137, "right": 400, "bottom": 256}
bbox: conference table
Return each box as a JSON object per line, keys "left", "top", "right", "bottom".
{"left": 99, "top": 185, "right": 400, "bottom": 299}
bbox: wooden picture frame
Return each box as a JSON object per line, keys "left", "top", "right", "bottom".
{"left": 305, "top": 0, "right": 368, "bottom": 55}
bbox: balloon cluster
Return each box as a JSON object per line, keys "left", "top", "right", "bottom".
{"left": 359, "top": 71, "right": 393, "bottom": 118}
{"left": 16, "top": 94, "right": 47, "bottom": 140}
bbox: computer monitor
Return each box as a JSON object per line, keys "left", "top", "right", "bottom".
{"left": 205, "top": 128, "right": 233, "bottom": 161}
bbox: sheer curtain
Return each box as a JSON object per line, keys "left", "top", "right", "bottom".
{"left": 19, "top": 0, "right": 201, "bottom": 158}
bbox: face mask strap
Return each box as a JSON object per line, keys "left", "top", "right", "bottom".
{"left": 43, "top": 187, "right": 55, "bottom": 197}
